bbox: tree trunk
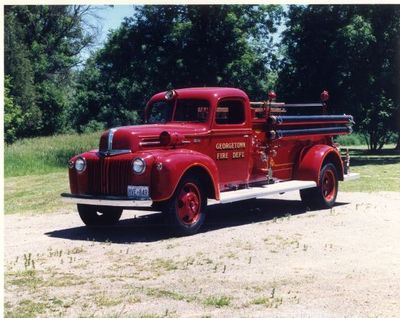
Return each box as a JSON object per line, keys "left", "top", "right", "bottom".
{"left": 396, "top": 133, "right": 400, "bottom": 150}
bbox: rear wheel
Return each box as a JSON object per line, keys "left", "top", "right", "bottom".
{"left": 77, "top": 204, "right": 123, "bottom": 227}
{"left": 163, "top": 176, "right": 206, "bottom": 236}
{"left": 300, "top": 163, "right": 338, "bottom": 209}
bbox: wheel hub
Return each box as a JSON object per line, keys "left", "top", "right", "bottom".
{"left": 177, "top": 183, "right": 201, "bottom": 225}
{"left": 322, "top": 170, "right": 336, "bottom": 201}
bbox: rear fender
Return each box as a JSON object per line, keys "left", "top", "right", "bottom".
{"left": 294, "top": 145, "right": 344, "bottom": 185}
{"left": 151, "top": 150, "right": 220, "bottom": 201}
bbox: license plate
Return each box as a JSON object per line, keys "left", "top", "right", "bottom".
{"left": 127, "top": 186, "right": 150, "bottom": 200}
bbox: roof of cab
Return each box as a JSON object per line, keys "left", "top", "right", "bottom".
{"left": 149, "top": 87, "right": 249, "bottom": 102}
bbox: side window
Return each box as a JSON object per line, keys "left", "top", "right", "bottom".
{"left": 216, "top": 100, "right": 245, "bottom": 125}
{"left": 174, "top": 99, "right": 210, "bottom": 122}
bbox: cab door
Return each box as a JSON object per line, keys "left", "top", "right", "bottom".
{"left": 210, "top": 98, "right": 252, "bottom": 190}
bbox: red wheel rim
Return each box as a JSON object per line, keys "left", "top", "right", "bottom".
{"left": 322, "top": 170, "right": 336, "bottom": 201}
{"left": 177, "top": 183, "right": 201, "bottom": 225}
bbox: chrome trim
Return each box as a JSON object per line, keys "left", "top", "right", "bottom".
{"left": 132, "top": 157, "right": 146, "bottom": 175}
{"left": 140, "top": 140, "right": 191, "bottom": 147}
{"left": 97, "top": 149, "right": 131, "bottom": 157}
{"left": 61, "top": 193, "right": 153, "bottom": 207}
{"left": 108, "top": 128, "right": 117, "bottom": 151}
{"left": 75, "top": 157, "right": 87, "bottom": 173}
{"left": 140, "top": 141, "right": 161, "bottom": 146}
{"left": 98, "top": 127, "right": 132, "bottom": 157}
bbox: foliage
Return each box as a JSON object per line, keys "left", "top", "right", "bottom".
{"left": 4, "top": 5, "right": 96, "bottom": 141}
{"left": 72, "top": 5, "right": 283, "bottom": 129}
{"left": 4, "top": 76, "right": 24, "bottom": 143}
{"left": 278, "top": 5, "right": 400, "bottom": 150}
{"left": 335, "top": 133, "right": 365, "bottom": 146}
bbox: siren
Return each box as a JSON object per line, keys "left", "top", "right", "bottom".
{"left": 160, "top": 131, "right": 184, "bottom": 146}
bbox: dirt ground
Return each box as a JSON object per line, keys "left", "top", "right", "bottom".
{"left": 4, "top": 191, "right": 400, "bottom": 317}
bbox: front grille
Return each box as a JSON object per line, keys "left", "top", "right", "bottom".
{"left": 86, "top": 158, "right": 131, "bottom": 196}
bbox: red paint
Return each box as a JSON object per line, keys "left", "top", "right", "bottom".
{"left": 321, "top": 90, "right": 329, "bottom": 102}
{"left": 294, "top": 144, "right": 343, "bottom": 184}
{"left": 322, "top": 169, "right": 336, "bottom": 201}
{"left": 177, "top": 182, "right": 201, "bottom": 225}
{"left": 268, "top": 91, "right": 277, "bottom": 101}
{"left": 67, "top": 87, "right": 351, "bottom": 202}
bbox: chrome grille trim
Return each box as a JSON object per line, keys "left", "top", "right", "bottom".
{"left": 97, "top": 149, "right": 131, "bottom": 157}
{"left": 86, "top": 158, "right": 132, "bottom": 196}
{"left": 107, "top": 128, "right": 117, "bottom": 151}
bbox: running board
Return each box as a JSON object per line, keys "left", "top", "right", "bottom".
{"left": 208, "top": 180, "right": 317, "bottom": 206}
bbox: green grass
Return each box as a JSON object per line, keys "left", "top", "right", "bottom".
{"left": 5, "top": 132, "right": 100, "bottom": 177}
{"left": 251, "top": 296, "right": 283, "bottom": 308}
{"left": 6, "top": 270, "right": 43, "bottom": 289}
{"left": 5, "top": 299, "right": 47, "bottom": 318}
{"left": 4, "top": 171, "right": 73, "bottom": 214}
{"left": 203, "top": 295, "right": 231, "bottom": 307}
{"left": 95, "top": 292, "right": 123, "bottom": 307}
{"left": 145, "top": 288, "right": 196, "bottom": 302}
{"left": 340, "top": 147, "right": 400, "bottom": 192}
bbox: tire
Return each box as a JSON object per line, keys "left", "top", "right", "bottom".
{"left": 163, "top": 176, "right": 207, "bottom": 236}
{"left": 300, "top": 163, "right": 338, "bottom": 209}
{"left": 77, "top": 204, "right": 123, "bottom": 227}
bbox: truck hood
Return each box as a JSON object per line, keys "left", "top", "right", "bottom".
{"left": 99, "top": 123, "right": 208, "bottom": 152}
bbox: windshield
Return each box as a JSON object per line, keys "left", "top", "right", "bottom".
{"left": 147, "top": 99, "right": 210, "bottom": 124}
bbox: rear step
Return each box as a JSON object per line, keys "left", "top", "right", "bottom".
{"left": 343, "top": 172, "right": 360, "bottom": 182}
{"left": 208, "top": 180, "right": 316, "bottom": 205}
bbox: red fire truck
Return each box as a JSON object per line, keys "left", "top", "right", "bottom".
{"left": 62, "top": 87, "right": 359, "bottom": 235}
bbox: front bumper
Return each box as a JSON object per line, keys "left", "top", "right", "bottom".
{"left": 61, "top": 193, "right": 153, "bottom": 208}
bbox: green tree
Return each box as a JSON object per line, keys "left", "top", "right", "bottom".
{"left": 4, "top": 5, "right": 96, "bottom": 140}
{"left": 4, "top": 76, "right": 24, "bottom": 143}
{"left": 278, "top": 5, "right": 400, "bottom": 150}
{"left": 73, "top": 5, "right": 283, "bottom": 129}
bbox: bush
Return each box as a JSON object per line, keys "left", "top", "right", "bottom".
{"left": 81, "top": 120, "right": 106, "bottom": 133}
{"left": 4, "top": 76, "right": 24, "bottom": 144}
{"left": 335, "top": 133, "right": 366, "bottom": 146}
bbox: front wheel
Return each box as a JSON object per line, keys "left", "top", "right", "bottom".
{"left": 77, "top": 204, "right": 123, "bottom": 227}
{"left": 163, "top": 176, "right": 206, "bottom": 236}
{"left": 300, "top": 163, "right": 338, "bottom": 209}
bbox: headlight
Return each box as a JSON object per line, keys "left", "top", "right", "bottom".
{"left": 132, "top": 158, "right": 146, "bottom": 174}
{"left": 75, "top": 157, "right": 86, "bottom": 172}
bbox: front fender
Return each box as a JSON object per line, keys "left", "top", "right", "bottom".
{"left": 294, "top": 144, "right": 343, "bottom": 185}
{"left": 150, "top": 149, "right": 220, "bottom": 202}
